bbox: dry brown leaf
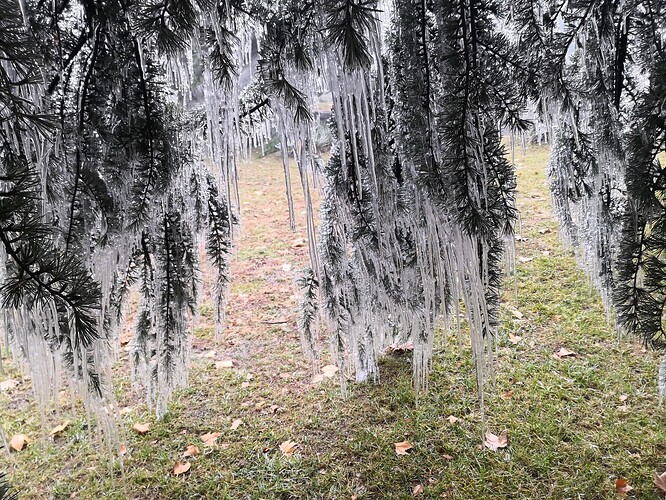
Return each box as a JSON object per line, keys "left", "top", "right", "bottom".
{"left": 270, "top": 405, "right": 279, "bottom": 413}
{"left": 9, "top": 434, "right": 28, "bottom": 452}
{"left": 655, "top": 471, "right": 666, "bottom": 493}
{"left": 173, "top": 461, "right": 191, "bottom": 475}
{"left": 412, "top": 484, "right": 424, "bottom": 497}
{"left": 0, "top": 379, "right": 19, "bottom": 391}
{"left": 446, "top": 415, "right": 459, "bottom": 424}
{"left": 501, "top": 391, "right": 514, "bottom": 400}
{"left": 321, "top": 365, "right": 338, "bottom": 378}
{"left": 484, "top": 430, "right": 508, "bottom": 451}
{"left": 119, "top": 444, "right": 128, "bottom": 456}
{"left": 311, "top": 374, "right": 325, "bottom": 384}
{"left": 442, "top": 453, "right": 454, "bottom": 460}
{"left": 201, "top": 432, "right": 221, "bottom": 446}
{"left": 215, "top": 360, "right": 234, "bottom": 369}
{"left": 291, "top": 238, "right": 306, "bottom": 248}
{"left": 230, "top": 419, "right": 243, "bottom": 430}
{"left": 183, "top": 444, "right": 200, "bottom": 458}
{"left": 615, "top": 478, "right": 633, "bottom": 496}
{"left": 552, "top": 347, "right": 576, "bottom": 359}
{"left": 49, "top": 420, "right": 70, "bottom": 436}
{"left": 619, "top": 394, "right": 628, "bottom": 402}
{"left": 508, "top": 307, "right": 524, "bottom": 319}
{"left": 279, "top": 440, "right": 298, "bottom": 456}
{"left": 508, "top": 333, "right": 522, "bottom": 345}
{"left": 395, "top": 440, "right": 413, "bottom": 456}
{"left": 132, "top": 423, "right": 150, "bottom": 435}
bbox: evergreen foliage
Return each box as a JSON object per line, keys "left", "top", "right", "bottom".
{"left": 0, "top": 0, "right": 664, "bottom": 431}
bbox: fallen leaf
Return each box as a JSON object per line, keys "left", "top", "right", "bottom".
{"left": 321, "top": 365, "right": 338, "bottom": 378}
{"left": 484, "top": 430, "right": 508, "bottom": 451}
{"left": 215, "top": 360, "right": 234, "bottom": 369}
{"left": 203, "top": 350, "right": 217, "bottom": 359}
{"left": 538, "top": 228, "right": 552, "bottom": 234}
{"left": 201, "top": 432, "right": 221, "bottom": 446}
{"left": 270, "top": 405, "right": 279, "bottom": 413}
{"left": 501, "top": 391, "right": 514, "bottom": 400}
{"left": 446, "top": 415, "right": 459, "bottom": 424}
{"left": 173, "top": 461, "right": 191, "bottom": 475}
{"left": 9, "top": 434, "right": 28, "bottom": 452}
{"left": 132, "top": 423, "right": 150, "bottom": 435}
{"left": 518, "top": 256, "right": 534, "bottom": 263}
{"left": 552, "top": 347, "right": 577, "bottom": 359}
{"left": 615, "top": 478, "right": 633, "bottom": 496}
{"left": 395, "top": 440, "right": 413, "bottom": 456}
{"left": 230, "top": 418, "right": 243, "bottom": 430}
{"left": 442, "top": 453, "right": 454, "bottom": 460}
{"left": 619, "top": 394, "right": 628, "bottom": 402}
{"left": 49, "top": 420, "right": 70, "bottom": 436}
{"left": 655, "top": 471, "right": 666, "bottom": 493}
{"left": 508, "top": 333, "right": 522, "bottom": 345}
{"left": 291, "top": 238, "right": 306, "bottom": 248}
{"left": 412, "top": 484, "right": 424, "bottom": 497}
{"left": 311, "top": 374, "right": 325, "bottom": 384}
{"left": 542, "top": 250, "right": 551, "bottom": 256}
{"left": 241, "top": 382, "right": 251, "bottom": 389}
{"left": 119, "top": 406, "right": 133, "bottom": 415}
{"left": 119, "top": 444, "right": 128, "bottom": 456}
{"left": 183, "top": 444, "right": 200, "bottom": 458}
{"left": 0, "top": 379, "right": 19, "bottom": 391}
{"left": 508, "top": 307, "right": 524, "bottom": 319}
{"left": 279, "top": 440, "right": 298, "bottom": 456}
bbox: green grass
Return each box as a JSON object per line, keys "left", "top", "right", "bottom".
{"left": 2, "top": 144, "right": 666, "bottom": 499}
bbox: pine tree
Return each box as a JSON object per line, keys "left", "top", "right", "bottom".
{"left": 0, "top": 0, "right": 665, "bottom": 435}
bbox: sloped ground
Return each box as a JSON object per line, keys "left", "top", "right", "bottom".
{"left": 2, "top": 145, "right": 666, "bottom": 499}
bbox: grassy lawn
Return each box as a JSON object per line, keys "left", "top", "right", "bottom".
{"left": 2, "top": 144, "right": 666, "bottom": 499}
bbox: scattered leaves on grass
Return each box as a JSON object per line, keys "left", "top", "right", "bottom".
{"left": 395, "top": 440, "right": 413, "bottom": 456}
{"left": 442, "top": 453, "right": 454, "bottom": 460}
{"left": 508, "top": 333, "right": 522, "bottom": 345}
{"left": 311, "top": 373, "right": 325, "bottom": 384}
{"left": 615, "top": 478, "right": 633, "bottom": 496}
{"left": 552, "top": 347, "right": 576, "bottom": 359}
{"left": 230, "top": 419, "right": 243, "bottom": 430}
{"left": 412, "top": 484, "right": 424, "bottom": 496}
{"left": 484, "top": 430, "right": 508, "bottom": 451}
{"left": 501, "top": 391, "right": 514, "bottom": 400}
{"left": 173, "top": 461, "right": 191, "bottom": 475}
{"left": 9, "top": 434, "right": 28, "bottom": 452}
{"left": 132, "top": 423, "right": 150, "bottom": 435}
{"left": 215, "top": 360, "right": 234, "bottom": 369}
{"left": 49, "top": 420, "right": 70, "bottom": 436}
{"left": 619, "top": 394, "right": 628, "bottom": 402}
{"left": 201, "top": 432, "right": 221, "bottom": 447}
{"left": 279, "top": 440, "right": 298, "bottom": 456}
{"left": 321, "top": 365, "right": 338, "bottom": 378}
{"left": 654, "top": 471, "right": 666, "bottom": 493}
{"left": 183, "top": 445, "right": 200, "bottom": 458}
{"left": 0, "top": 379, "right": 19, "bottom": 391}
{"left": 446, "top": 415, "right": 459, "bottom": 424}
{"left": 119, "top": 444, "right": 128, "bottom": 456}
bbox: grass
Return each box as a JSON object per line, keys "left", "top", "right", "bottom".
{"left": 2, "top": 144, "right": 666, "bottom": 499}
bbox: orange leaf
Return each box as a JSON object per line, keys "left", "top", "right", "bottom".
{"left": 9, "top": 434, "right": 28, "bottom": 452}
{"left": 321, "top": 365, "right": 338, "bottom": 378}
{"left": 412, "top": 484, "right": 424, "bottom": 497}
{"left": 49, "top": 420, "right": 70, "bottom": 436}
{"left": 201, "top": 432, "right": 221, "bottom": 447}
{"left": 615, "top": 478, "right": 633, "bottom": 496}
{"left": 173, "top": 461, "right": 191, "bottom": 475}
{"left": 395, "top": 440, "right": 413, "bottom": 456}
{"left": 183, "top": 444, "right": 200, "bottom": 458}
{"left": 552, "top": 347, "right": 576, "bottom": 359}
{"left": 279, "top": 440, "right": 298, "bottom": 456}
{"left": 132, "top": 423, "right": 150, "bottom": 434}
{"left": 654, "top": 471, "right": 666, "bottom": 493}
{"left": 0, "top": 379, "right": 19, "bottom": 391}
{"left": 484, "top": 430, "right": 508, "bottom": 451}
{"left": 230, "top": 419, "right": 243, "bottom": 430}
{"left": 501, "top": 391, "right": 514, "bottom": 400}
